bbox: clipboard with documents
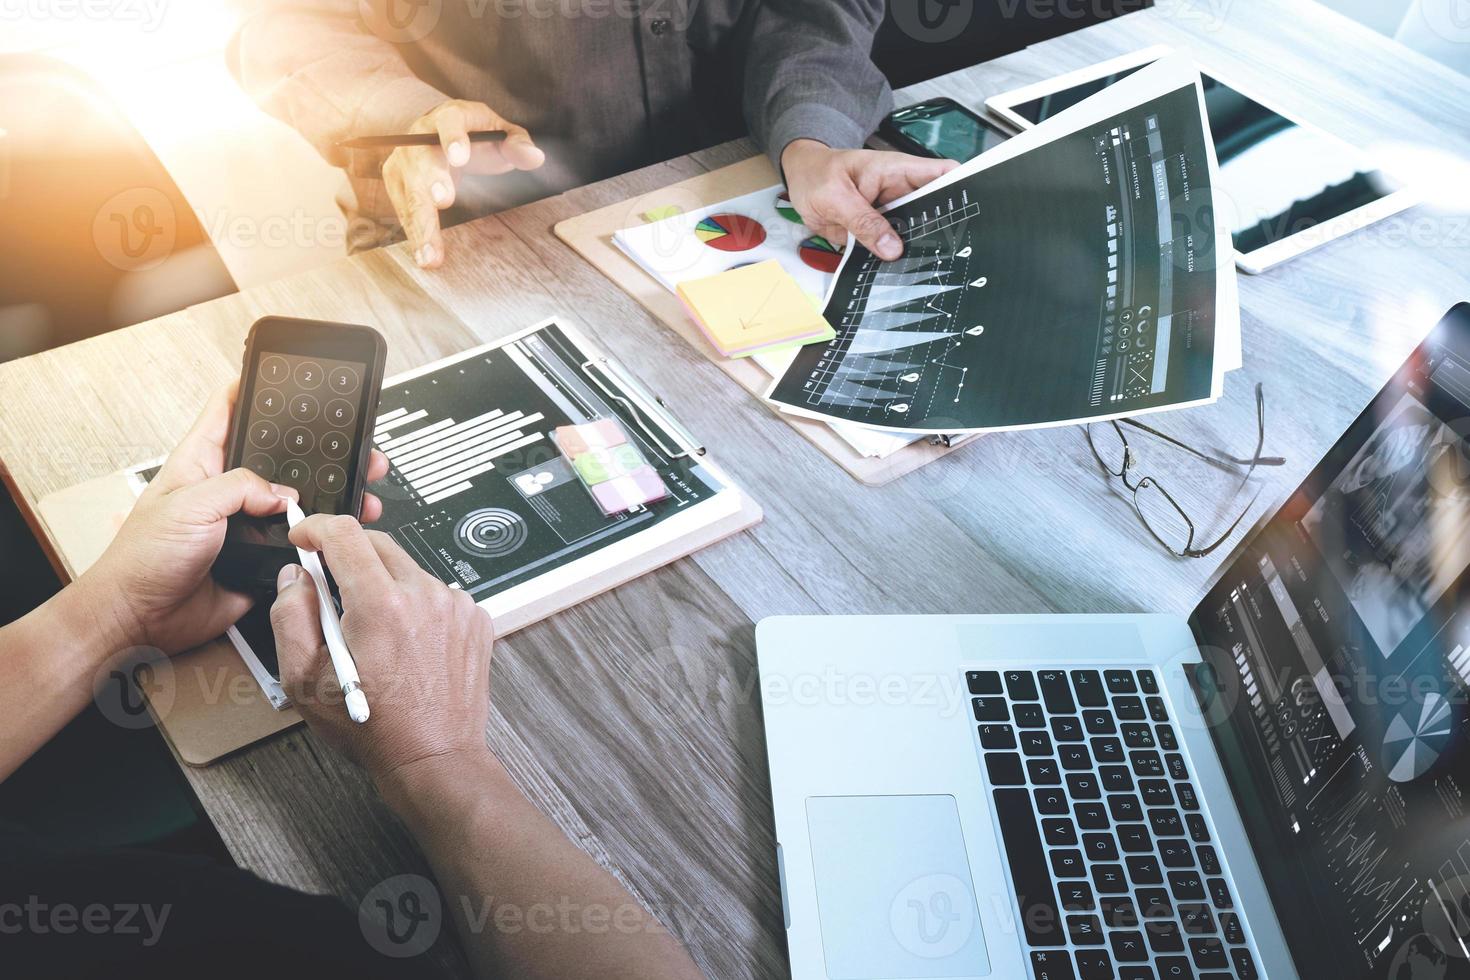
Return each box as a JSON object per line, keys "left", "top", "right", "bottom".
{"left": 555, "top": 157, "right": 962, "bottom": 485}
{"left": 38, "top": 316, "right": 761, "bottom": 765}
{"left": 367, "top": 317, "right": 758, "bottom": 632}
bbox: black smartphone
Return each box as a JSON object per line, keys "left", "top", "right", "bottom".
{"left": 880, "top": 98, "right": 1009, "bottom": 162}
{"left": 215, "top": 316, "right": 387, "bottom": 593}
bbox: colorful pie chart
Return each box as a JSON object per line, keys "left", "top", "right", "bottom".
{"left": 775, "top": 193, "right": 802, "bottom": 224}
{"left": 694, "top": 213, "right": 766, "bottom": 252}
{"left": 799, "top": 235, "right": 844, "bottom": 274}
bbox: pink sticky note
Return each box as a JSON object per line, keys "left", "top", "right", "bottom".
{"left": 590, "top": 466, "right": 668, "bottom": 514}
{"left": 556, "top": 419, "right": 627, "bottom": 456}
{"left": 628, "top": 465, "right": 669, "bottom": 504}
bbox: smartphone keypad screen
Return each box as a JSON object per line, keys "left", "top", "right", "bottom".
{"left": 242, "top": 350, "right": 367, "bottom": 514}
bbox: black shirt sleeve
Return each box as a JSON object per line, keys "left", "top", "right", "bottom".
{"left": 0, "top": 825, "right": 426, "bottom": 980}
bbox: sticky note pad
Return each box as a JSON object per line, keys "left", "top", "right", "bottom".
{"left": 554, "top": 420, "right": 669, "bottom": 515}
{"left": 572, "top": 445, "right": 642, "bottom": 484}
{"left": 676, "top": 260, "right": 836, "bottom": 358}
{"left": 591, "top": 466, "right": 669, "bottom": 514}
{"left": 554, "top": 419, "right": 626, "bottom": 456}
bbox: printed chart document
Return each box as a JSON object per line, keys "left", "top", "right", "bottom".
{"left": 767, "top": 56, "right": 1241, "bottom": 435}
{"left": 612, "top": 185, "right": 916, "bottom": 459}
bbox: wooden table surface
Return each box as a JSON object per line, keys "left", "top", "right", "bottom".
{"left": 3, "top": 1, "right": 1469, "bottom": 975}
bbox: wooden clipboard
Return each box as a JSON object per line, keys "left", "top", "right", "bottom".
{"left": 37, "top": 432, "right": 761, "bottom": 768}
{"left": 554, "top": 155, "right": 961, "bottom": 486}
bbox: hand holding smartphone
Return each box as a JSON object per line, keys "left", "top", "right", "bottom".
{"left": 214, "top": 316, "right": 387, "bottom": 593}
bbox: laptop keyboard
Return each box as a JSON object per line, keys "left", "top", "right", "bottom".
{"left": 967, "top": 667, "right": 1259, "bottom": 980}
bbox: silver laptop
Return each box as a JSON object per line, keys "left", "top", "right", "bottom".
{"left": 758, "top": 303, "right": 1470, "bottom": 980}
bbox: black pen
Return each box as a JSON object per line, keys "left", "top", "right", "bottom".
{"left": 336, "top": 130, "right": 507, "bottom": 150}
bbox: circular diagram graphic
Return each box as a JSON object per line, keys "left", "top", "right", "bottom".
{"left": 454, "top": 508, "right": 529, "bottom": 559}
{"left": 1384, "top": 692, "right": 1454, "bottom": 782}
{"left": 774, "top": 193, "right": 802, "bottom": 224}
{"left": 694, "top": 213, "right": 766, "bottom": 252}
{"left": 798, "top": 235, "right": 844, "bottom": 274}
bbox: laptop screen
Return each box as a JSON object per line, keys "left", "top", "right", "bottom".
{"left": 1189, "top": 303, "right": 1470, "bottom": 978}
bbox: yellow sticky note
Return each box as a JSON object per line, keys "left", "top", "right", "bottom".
{"left": 676, "top": 260, "right": 836, "bottom": 358}
{"left": 642, "top": 205, "right": 683, "bottom": 222}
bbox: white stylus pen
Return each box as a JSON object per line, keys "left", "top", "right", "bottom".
{"left": 285, "top": 499, "right": 370, "bottom": 724}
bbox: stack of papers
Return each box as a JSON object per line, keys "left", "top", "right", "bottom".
{"left": 766, "top": 54, "right": 1241, "bottom": 435}
{"left": 616, "top": 54, "right": 1241, "bottom": 448}
{"left": 676, "top": 260, "right": 836, "bottom": 358}
{"left": 614, "top": 187, "right": 833, "bottom": 299}
{"left": 613, "top": 187, "right": 917, "bottom": 460}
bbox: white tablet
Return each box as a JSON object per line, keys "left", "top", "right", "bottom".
{"left": 985, "top": 46, "right": 1419, "bottom": 273}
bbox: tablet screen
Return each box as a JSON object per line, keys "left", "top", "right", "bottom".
{"left": 1009, "top": 68, "right": 1401, "bottom": 255}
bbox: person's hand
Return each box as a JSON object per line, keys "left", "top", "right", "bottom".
{"left": 78, "top": 384, "right": 390, "bottom": 656}
{"left": 780, "top": 139, "right": 957, "bottom": 261}
{"left": 382, "top": 99, "right": 545, "bottom": 269}
{"left": 270, "top": 515, "right": 494, "bottom": 785}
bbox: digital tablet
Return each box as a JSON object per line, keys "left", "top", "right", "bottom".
{"left": 985, "top": 46, "right": 1419, "bottom": 273}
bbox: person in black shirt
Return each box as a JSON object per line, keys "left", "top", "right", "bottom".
{"left": 0, "top": 384, "right": 706, "bottom": 979}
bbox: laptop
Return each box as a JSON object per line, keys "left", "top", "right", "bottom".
{"left": 759, "top": 302, "right": 1470, "bottom": 980}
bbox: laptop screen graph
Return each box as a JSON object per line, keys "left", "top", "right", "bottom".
{"left": 1190, "top": 304, "right": 1470, "bottom": 978}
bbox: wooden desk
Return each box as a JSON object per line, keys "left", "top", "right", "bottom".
{"left": 2, "top": 1, "right": 1468, "bottom": 975}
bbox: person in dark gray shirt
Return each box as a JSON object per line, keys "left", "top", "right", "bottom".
{"left": 230, "top": 0, "right": 954, "bottom": 265}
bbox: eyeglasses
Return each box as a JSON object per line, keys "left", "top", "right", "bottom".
{"left": 1086, "top": 383, "right": 1285, "bottom": 558}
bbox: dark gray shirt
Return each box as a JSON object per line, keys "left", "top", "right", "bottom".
{"left": 230, "top": 0, "right": 893, "bottom": 246}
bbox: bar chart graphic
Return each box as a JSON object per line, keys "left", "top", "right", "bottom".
{"left": 375, "top": 406, "right": 545, "bottom": 505}
{"left": 367, "top": 322, "right": 730, "bottom": 600}
{"left": 1448, "top": 643, "right": 1470, "bottom": 690}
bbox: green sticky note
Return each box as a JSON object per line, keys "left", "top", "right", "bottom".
{"left": 573, "top": 451, "right": 611, "bottom": 485}
{"left": 611, "top": 445, "right": 642, "bottom": 473}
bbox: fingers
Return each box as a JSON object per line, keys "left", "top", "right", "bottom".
{"left": 384, "top": 151, "right": 447, "bottom": 268}
{"left": 829, "top": 188, "right": 903, "bottom": 261}
{"left": 172, "top": 467, "right": 291, "bottom": 525}
{"left": 432, "top": 102, "right": 474, "bottom": 168}
{"left": 493, "top": 116, "right": 545, "bottom": 172}
{"left": 360, "top": 493, "right": 383, "bottom": 524}
{"left": 796, "top": 149, "right": 958, "bottom": 263}
{"left": 448, "top": 101, "right": 544, "bottom": 173}
{"left": 190, "top": 581, "right": 256, "bottom": 645}
{"left": 357, "top": 449, "right": 389, "bottom": 522}
{"left": 269, "top": 564, "right": 331, "bottom": 694}
{"left": 364, "top": 528, "right": 425, "bottom": 581}
{"left": 874, "top": 154, "right": 958, "bottom": 204}
{"left": 153, "top": 382, "right": 238, "bottom": 493}
{"left": 391, "top": 101, "right": 544, "bottom": 267}
{"left": 456, "top": 113, "right": 544, "bottom": 176}
{"left": 287, "top": 514, "right": 393, "bottom": 604}
{"left": 366, "top": 449, "right": 389, "bottom": 483}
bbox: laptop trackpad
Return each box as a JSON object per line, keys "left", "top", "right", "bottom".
{"left": 806, "top": 795, "right": 990, "bottom": 979}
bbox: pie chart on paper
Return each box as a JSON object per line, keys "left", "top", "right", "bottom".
{"left": 775, "top": 192, "right": 803, "bottom": 224}
{"left": 799, "top": 235, "right": 844, "bottom": 274}
{"left": 694, "top": 213, "right": 767, "bottom": 252}
{"left": 1383, "top": 692, "right": 1454, "bottom": 782}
